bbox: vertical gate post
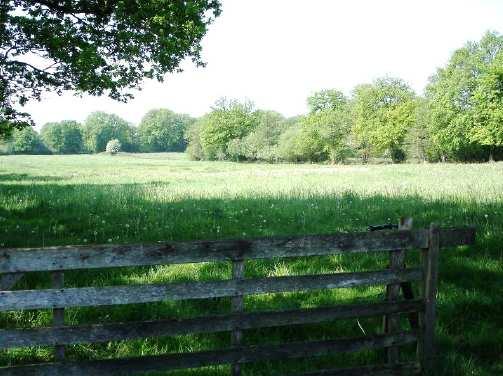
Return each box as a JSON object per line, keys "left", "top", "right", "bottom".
{"left": 384, "top": 217, "right": 412, "bottom": 364}
{"left": 420, "top": 223, "right": 440, "bottom": 374}
{"left": 231, "top": 258, "right": 244, "bottom": 376}
{"left": 51, "top": 271, "right": 65, "bottom": 361}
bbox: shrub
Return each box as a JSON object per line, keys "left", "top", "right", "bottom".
{"left": 106, "top": 139, "right": 121, "bottom": 155}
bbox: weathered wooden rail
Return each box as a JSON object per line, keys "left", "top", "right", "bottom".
{"left": 0, "top": 221, "right": 475, "bottom": 375}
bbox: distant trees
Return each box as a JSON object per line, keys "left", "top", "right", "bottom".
{"left": 4, "top": 31, "right": 502, "bottom": 163}
{"left": 307, "top": 89, "right": 347, "bottom": 113}
{"left": 197, "top": 98, "right": 258, "bottom": 160}
{"left": 352, "top": 78, "right": 416, "bottom": 163}
{"left": 40, "top": 121, "right": 83, "bottom": 154}
{"left": 6, "top": 127, "right": 47, "bottom": 154}
{"left": 426, "top": 31, "right": 503, "bottom": 162}
{"left": 189, "top": 94, "right": 353, "bottom": 163}
{"left": 83, "top": 112, "right": 137, "bottom": 153}
{"left": 138, "top": 109, "right": 193, "bottom": 152}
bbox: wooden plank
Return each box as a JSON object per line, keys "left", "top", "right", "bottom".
{"left": 0, "top": 332, "right": 418, "bottom": 376}
{"left": 293, "top": 362, "right": 421, "bottom": 375}
{"left": 51, "top": 272, "right": 65, "bottom": 361}
{"left": 384, "top": 218, "right": 412, "bottom": 364}
{"left": 231, "top": 259, "right": 245, "bottom": 376}
{"left": 0, "top": 269, "right": 423, "bottom": 312}
{"left": 0, "top": 228, "right": 475, "bottom": 273}
{"left": 0, "top": 273, "right": 24, "bottom": 290}
{"left": 0, "top": 300, "right": 424, "bottom": 349}
{"left": 420, "top": 224, "right": 440, "bottom": 373}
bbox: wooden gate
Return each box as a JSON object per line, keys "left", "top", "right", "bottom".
{"left": 0, "top": 221, "right": 475, "bottom": 375}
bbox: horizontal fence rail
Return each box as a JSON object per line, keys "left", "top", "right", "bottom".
{"left": 0, "top": 223, "right": 476, "bottom": 376}
{"left": 0, "top": 228, "right": 475, "bottom": 273}
{"left": 0, "top": 332, "right": 418, "bottom": 376}
{"left": 0, "top": 269, "right": 422, "bottom": 311}
{"left": 294, "top": 362, "right": 421, "bottom": 376}
{"left": 0, "top": 300, "right": 424, "bottom": 349}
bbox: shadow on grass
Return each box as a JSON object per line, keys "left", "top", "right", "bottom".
{"left": 0, "top": 173, "right": 68, "bottom": 183}
{"left": 0, "top": 182, "right": 501, "bottom": 375}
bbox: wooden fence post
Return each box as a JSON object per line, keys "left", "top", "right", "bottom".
{"left": 231, "top": 258, "right": 244, "bottom": 376}
{"left": 383, "top": 217, "right": 412, "bottom": 364}
{"left": 419, "top": 223, "right": 440, "bottom": 374}
{"left": 51, "top": 271, "right": 65, "bottom": 361}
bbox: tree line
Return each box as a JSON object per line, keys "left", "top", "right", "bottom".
{"left": 188, "top": 32, "right": 503, "bottom": 163}
{"left": 3, "top": 32, "right": 503, "bottom": 162}
{"left": 1, "top": 110, "right": 194, "bottom": 155}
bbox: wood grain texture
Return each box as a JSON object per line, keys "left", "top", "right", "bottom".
{"left": 0, "top": 228, "right": 475, "bottom": 273}
{"left": 0, "top": 300, "right": 423, "bottom": 349}
{"left": 0, "top": 332, "right": 418, "bottom": 376}
{"left": 51, "top": 272, "right": 65, "bottom": 361}
{"left": 0, "top": 269, "right": 422, "bottom": 312}
{"left": 420, "top": 224, "right": 440, "bottom": 374}
{"left": 231, "top": 258, "right": 245, "bottom": 376}
{"left": 384, "top": 217, "right": 412, "bottom": 364}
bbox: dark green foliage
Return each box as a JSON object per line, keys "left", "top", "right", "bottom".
{"left": 83, "top": 112, "right": 137, "bottom": 153}
{"left": 40, "top": 120, "right": 83, "bottom": 154}
{"left": 0, "top": 0, "right": 221, "bottom": 136}
{"left": 6, "top": 127, "right": 47, "bottom": 154}
{"left": 138, "top": 109, "right": 193, "bottom": 152}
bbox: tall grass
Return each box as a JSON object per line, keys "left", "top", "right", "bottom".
{"left": 0, "top": 153, "right": 501, "bottom": 375}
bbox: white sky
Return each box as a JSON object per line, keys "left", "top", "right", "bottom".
{"left": 24, "top": 0, "right": 503, "bottom": 129}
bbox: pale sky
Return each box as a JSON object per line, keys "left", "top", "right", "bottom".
{"left": 23, "top": 0, "right": 503, "bottom": 129}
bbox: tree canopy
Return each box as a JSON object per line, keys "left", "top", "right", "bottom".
{"left": 41, "top": 120, "right": 83, "bottom": 154}
{"left": 83, "top": 111, "right": 136, "bottom": 153}
{"left": 0, "top": 0, "right": 222, "bottom": 136}
{"left": 426, "top": 31, "right": 503, "bottom": 161}
{"left": 352, "top": 78, "right": 416, "bottom": 162}
{"left": 307, "top": 89, "right": 347, "bottom": 113}
{"left": 138, "top": 109, "right": 193, "bottom": 152}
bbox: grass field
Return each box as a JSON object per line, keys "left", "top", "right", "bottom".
{"left": 0, "top": 153, "right": 502, "bottom": 375}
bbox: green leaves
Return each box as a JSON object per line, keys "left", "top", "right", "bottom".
{"left": 138, "top": 109, "right": 193, "bottom": 152}
{"left": 426, "top": 31, "right": 503, "bottom": 161}
{"left": 1, "top": 0, "right": 222, "bottom": 136}
{"left": 41, "top": 120, "right": 83, "bottom": 154}
{"left": 83, "top": 112, "right": 136, "bottom": 153}
{"left": 352, "top": 78, "right": 416, "bottom": 162}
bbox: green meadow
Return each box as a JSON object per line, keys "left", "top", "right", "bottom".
{"left": 0, "top": 153, "right": 502, "bottom": 375}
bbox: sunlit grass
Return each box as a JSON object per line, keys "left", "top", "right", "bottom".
{"left": 0, "top": 153, "right": 502, "bottom": 375}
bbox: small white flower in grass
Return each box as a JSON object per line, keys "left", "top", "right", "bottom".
{"left": 83, "top": 239, "right": 88, "bottom": 243}
{"left": 108, "top": 238, "right": 112, "bottom": 243}
{"left": 94, "top": 231, "right": 98, "bottom": 235}
{"left": 125, "top": 223, "right": 130, "bottom": 228}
